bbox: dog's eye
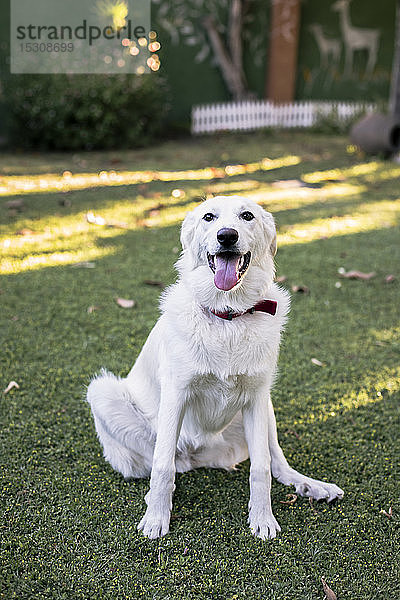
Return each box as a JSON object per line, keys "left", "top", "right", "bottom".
{"left": 203, "top": 213, "right": 215, "bottom": 222}
{"left": 240, "top": 211, "right": 255, "bottom": 221}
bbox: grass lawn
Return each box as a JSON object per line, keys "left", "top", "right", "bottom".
{"left": 1, "top": 131, "right": 399, "bottom": 599}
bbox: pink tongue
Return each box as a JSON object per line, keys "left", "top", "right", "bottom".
{"left": 214, "top": 254, "right": 240, "bottom": 291}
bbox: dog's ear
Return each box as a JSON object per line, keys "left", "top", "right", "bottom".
{"left": 261, "top": 209, "right": 277, "bottom": 257}
{"left": 180, "top": 210, "right": 196, "bottom": 251}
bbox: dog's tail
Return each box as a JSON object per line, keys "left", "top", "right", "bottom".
{"left": 86, "top": 369, "right": 154, "bottom": 478}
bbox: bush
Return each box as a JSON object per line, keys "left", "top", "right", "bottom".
{"left": 6, "top": 73, "right": 169, "bottom": 150}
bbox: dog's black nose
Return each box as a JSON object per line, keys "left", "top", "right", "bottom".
{"left": 217, "top": 228, "right": 239, "bottom": 247}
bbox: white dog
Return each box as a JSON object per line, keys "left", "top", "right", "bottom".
{"left": 87, "top": 195, "right": 343, "bottom": 540}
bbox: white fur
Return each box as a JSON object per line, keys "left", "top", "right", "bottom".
{"left": 87, "top": 195, "right": 343, "bottom": 540}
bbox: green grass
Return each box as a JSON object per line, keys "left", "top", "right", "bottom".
{"left": 1, "top": 131, "right": 399, "bottom": 599}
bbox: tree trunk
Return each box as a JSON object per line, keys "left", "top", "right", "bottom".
{"left": 203, "top": 7, "right": 249, "bottom": 101}
{"left": 265, "top": 0, "right": 301, "bottom": 102}
{"left": 228, "top": 0, "right": 245, "bottom": 83}
{"left": 389, "top": 0, "right": 400, "bottom": 118}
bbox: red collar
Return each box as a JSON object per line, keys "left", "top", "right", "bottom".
{"left": 209, "top": 299, "right": 277, "bottom": 321}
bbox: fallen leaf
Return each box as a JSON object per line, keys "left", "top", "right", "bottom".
{"left": 276, "top": 275, "right": 287, "bottom": 283}
{"left": 146, "top": 203, "right": 165, "bottom": 215}
{"left": 143, "top": 280, "right": 164, "bottom": 288}
{"left": 16, "top": 228, "right": 36, "bottom": 236}
{"left": 71, "top": 261, "right": 96, "bottom": 268}
{"left": 87, "top": 305, "right": 100, "bottom": 314}
{"left": 280, "top": 493, "right": 298, "bottom": 505}
{"left": 169, "top": 513, "right": 184, "bottom": 521}
{"left": 385, "top": 274, "right": 395, "bottom": 283}
{"left": 86, "top": 211, "right": 106, "bottom": 226}
{"left": 138, "top": 184, "right": 150, "bottom": 196}
{"left": 311, "top": 358, "right": 325, "bottom": 367}
{"left": 135, "top": 219, "right": 149, "bottom": 228}
{"left": 116, "top": 297, "right": 135, "bottom": 308}
{"left": 309, "top": 497, "right": 318, "bottom": 514}
{"left": 109, "top": 222, "right": 130, "bottom": 230}
{"left": 292, "top": 284, "right": 310, "bottom": 294}
{"left": 4, "top": 381, "right": 20, "bottom": 394}
{"left": 286, "top": 428, "right": 300, "bottom": 439}
{"left": 339, "top": 269, "right": 376, "bottom": 280}
{"left": 210, "top": 167, "right": 224, "bottom": 178}
{"left": 380, "top": 507, "right": 393, "bottom": 518}
{"left": 321, "top": 577, "right": 337, "bottom": 600}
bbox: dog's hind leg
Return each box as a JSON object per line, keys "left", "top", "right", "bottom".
{"left": 86, "top": 369, "right": 155, "bottom": 479}
{"left": 266, "top": 395, "right": 344, "bottom": 501}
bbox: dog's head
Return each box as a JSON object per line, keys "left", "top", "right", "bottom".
{"left": 179, "top": 196, "right": 277, "bottom": 309}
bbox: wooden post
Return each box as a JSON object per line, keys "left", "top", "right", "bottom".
{"left": 389, "top": 0, "right": 400, "bottom": 118}
{"left": 265, "top": 0, "right": 301, "bottom": 103}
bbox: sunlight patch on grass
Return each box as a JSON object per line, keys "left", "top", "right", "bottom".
{"left": 0, "top": 155, "right": 301, "bottom": 196}
{"left": 0, "top": 215, "right": 121, "bottom": 274}
{"left": 134, "top": 182, "right": 365, "bottom": 229}
{"left": 0, "top": 246, "right": 114, "bottom": 274}
{"left": 252, "top": 182, "right": 363, "bottom": 211}
{"left": 369, "top": 326, "right": 400, "bottom": 345}
{"left": 204, "top": 179, "right": 262, "bottom": 195}
{"left": 363, "top": 166, "right": 400, "bottom": 182}
{"left": 140, "top": 201, "right": 201, "bottom": 229}
{"left": 338, "top": 370, "right": 400, "bottom": 412}
{"left": 294, "top": 369, "right": 400, "bottom": 427}
{"left": 277, "top": 200, "right": 400, "bottom": 246}
{"left": 203, "top": 181, "right": 364, "bottom": 211}
{"left": 302, "top": 161, "right": 383, "bottom": 183}
{"left": 3, "top": 191, "right": 398, "bottom": 275}
{"left": 139, "top": 193, "right": 399, "bottom": 242}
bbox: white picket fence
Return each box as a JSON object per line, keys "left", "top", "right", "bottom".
{"left": 191, "top": 100, "right": 376, "bottom": 134}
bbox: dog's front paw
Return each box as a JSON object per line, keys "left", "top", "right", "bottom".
{"left": 295, "top": 479, "right": 344, "bottom": 502}
{"left": 248, "top": 506, "right": 281, "bottom": 540}
{"left": 137, "top": 507, "right": 170, "bottom": 539}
